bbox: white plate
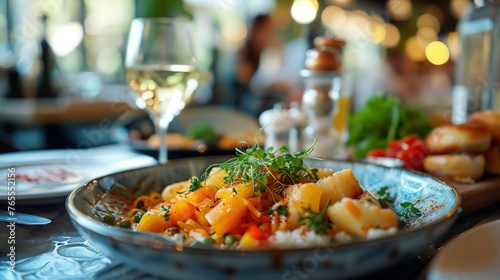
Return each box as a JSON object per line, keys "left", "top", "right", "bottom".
{"left": 426, "top": 219, "right": 500, "bottom": 280}
{"left": 0, "top": 147, "right": 157, "bottom": 204}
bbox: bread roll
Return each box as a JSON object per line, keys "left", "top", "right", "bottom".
{"left": 423, "top": 154, "right": 485, "bottom": 183}
{"left": 485, "top": 144, "right": 500, "bottom": 175}
{"left": 466, "top": 110, "right": 500, "bottom": 143}
{"left": 425, "top": 124, "right": 492, "bottom": 154}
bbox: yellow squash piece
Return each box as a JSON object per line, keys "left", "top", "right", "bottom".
{"left": 327, "top": 197, "right": 397, "bottom": 237}
{"left": 161, "top": 179, "right": 190, "bottom": 202}
{"left": 283, "top": 182, "right": 323, "bottom": 230}
{"left": 203, "top": 168, "right": 230, "bottom": 189}
{"left": 215, "top": 182, "right": 253, "bottom": 200}
{"left": 205, "top": 195, "right": 248, "bottom": 236}
{"left": 136, "top": 209, "right": 168, "bottom": 233}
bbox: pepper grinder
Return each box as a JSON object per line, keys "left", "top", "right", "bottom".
{"left": 300, "top": 36, "right": 345, "bottom": 157}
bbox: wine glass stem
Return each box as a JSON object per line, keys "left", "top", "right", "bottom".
{"left": 156, "top": 121, "right": 168, "bottom": 165}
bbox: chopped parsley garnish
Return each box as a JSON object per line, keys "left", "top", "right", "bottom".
{"left": 277, "top": 205, "right": 289, "bottom": 216}
{"left": 299, "top": 199, "right": 332, "bottom": 235}
{"left": 268, "top": 204, "right": 289, "bottom": 216}
{"left": 161, "top": 205, "right": 171, "bottom": 221}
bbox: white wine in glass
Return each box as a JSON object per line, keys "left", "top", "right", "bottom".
{"left": 125, "top": 18, "right": 200, "bottom": 164}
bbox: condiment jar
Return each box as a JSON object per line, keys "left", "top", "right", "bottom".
{"left": 300, "top": 36, "right": 346, "bottom": 157}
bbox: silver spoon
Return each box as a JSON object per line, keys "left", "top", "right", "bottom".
{"left": 0, "top": 209, "right": 51, "bottom": 225}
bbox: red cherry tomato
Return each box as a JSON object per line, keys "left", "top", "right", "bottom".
{"left": 367, "top": 149, "right": 387, "bottom": 157}
{"left": 366, "top": 135, "right": 429, "bottom": 171}
{"left": 401, "top": 134, "right": 419, "bottom": 145}
{"left": 396, "top": 139, "right": 429, "bottom": 171}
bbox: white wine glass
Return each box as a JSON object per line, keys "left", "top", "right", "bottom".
{"left": 125, "top": 18, "right": 200, "bottom": 164}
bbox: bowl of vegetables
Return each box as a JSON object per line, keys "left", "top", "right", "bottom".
{"left": 67, "top": 138, "right": 460, "bottom": 279}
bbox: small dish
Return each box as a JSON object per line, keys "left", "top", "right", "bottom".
{"left": 115, "top": 105, "right": 262, "bottom": 158}
{"left": 0, "top": 149, "right": 156, "bottom": 205}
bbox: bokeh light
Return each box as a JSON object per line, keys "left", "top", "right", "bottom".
{"left": 370, "top": 22, "right": 386, "bottom": 44}
{"left": 322, "top": 5, "right": 347, "bottom": 33}
{"left": 451, "top": 0, "right": 471, "bottom": 18}
{"left": 447, "top": 31, "right": 460, "bottom": 61}
{"left": 425, "top": 41, "right": 450, "bottom": 65}
{"left": 291, "top": 0, "right": 318, "bottom": 24}
{"left": 382, "top": 24, "right": 400, "bottom": 48}
{"left": 416, "top": 13, "right": 441, "bottom": 32}
{"left": 387, "top": 0, "right": 413, "bottom": 21}
{"left": 405, "top": 36, "right": 426, "bottom": 62}
{"left": 416, "top": 26, "right": 438, "bottom": 47}
{"left": 47, "top": 22, "right": 84, "bottom": 56}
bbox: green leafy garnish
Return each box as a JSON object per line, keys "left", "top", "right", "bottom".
{"left": 398, "top": 201, "right": 421, "bottom": 218}
{"left": 347, "top": 94, "right": 432, "bottom": 158}
{"left": 206, "top": 129, "right": 319, "bottom": 198}
{"left": 268, "top": 204, "right": 289, "bottom": 216}
{"left": 161, "top": 205, "right": 170, "bottom": 221}
{"left": 376, "top": 186, "right": 394, "bottom": 206}
{"left": 299, "top": 199, "right": 332, "bottom": 235}
{"left": 277, "top": 205, "right": 289, "bottom": 216}
{"left": 177, "top": 177, "right": 202, "bottom": 194}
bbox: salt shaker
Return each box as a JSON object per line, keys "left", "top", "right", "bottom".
{"left": 258, "top": 104, "right": 296, "bottom": 151}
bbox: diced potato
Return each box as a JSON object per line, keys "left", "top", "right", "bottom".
{"left": 205, "top": 195, "right": 248, "bottom": 236}
{"left": 215, "top": 182, "right": 253, "bottom": 200}
{"left": 315, "top": 168, "right": 364, "bottom": 209}
{"left": 283, "top": 183, "right": 323, "bottom": 230}
{"left": 357, "top": 190, "right": 381, "bottom": 208}
{"left": 327, "top": 198, "right": 397, "bottom": 237}
{"left": 161, "top": 180, "right": 190, "bottom": 202}
{"left": 165, "top": 200, "right": 196, "bottom": 228}
{"left": 315, "top": 168, "right": 335, "bottom": 179}
{"left": 136, "top": 209, "right": 168, "bottom": 233}
{"left": 202, "top": 168, "right": 230, "bottom": 189}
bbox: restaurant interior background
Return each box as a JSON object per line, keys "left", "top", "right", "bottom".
{"left": 0, "top": 0, "right": 469, "bottom": 154}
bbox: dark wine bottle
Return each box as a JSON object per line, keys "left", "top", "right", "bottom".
{"left": 36, "top": 14, "right": 60, "bottom": 99}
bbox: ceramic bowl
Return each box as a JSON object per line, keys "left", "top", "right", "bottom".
{"left": 66, "top": 157, "right": 461, "bottom": 279}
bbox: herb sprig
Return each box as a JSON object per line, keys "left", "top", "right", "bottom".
{"left": 299, "top": 199, "right": 332, "bottom": 235}
{"left": 206, "top": 129, "right": 319, "bottom": 197}
{"left": 161, "top": 205, "right": 170, "bottom": 221}
{"left": 398, "top": 201, "right": 421, "bottom": 218}
{"left": 375, "top": 186, "right": 395, "bottom": 208}
{"left": 177, "top": 177, "right": 202, "bottom": 194}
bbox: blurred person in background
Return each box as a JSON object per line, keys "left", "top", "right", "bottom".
{"left": 233, "top": 14, "right": 291, "bottom": 117}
